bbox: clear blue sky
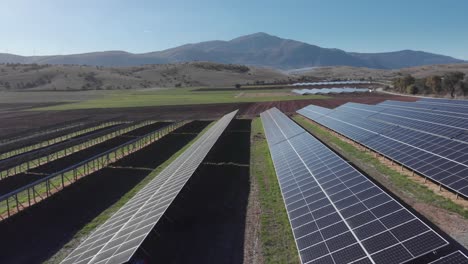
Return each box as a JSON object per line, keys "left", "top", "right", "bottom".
{"left": 1, "top": 0, "right": 467, "bottom": 59}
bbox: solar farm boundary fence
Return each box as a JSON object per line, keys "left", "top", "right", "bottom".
{"left": 0, "top": 121, "right": 152, "bottom": 179}
{"left": 0, "top": 121, "right": 123, "bottom": 161}
{"left": 0, "top": 121, "right": 187, "bottom": 221}
{"left": 0, "top": 117, "right": 90, "bottom": 146}
{"left": 297, "top": 113, "right": 468, "bottom": 201}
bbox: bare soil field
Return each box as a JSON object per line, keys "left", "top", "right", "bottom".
{"left": 111, "top": 121, "right": 210, "bottom": 169}
{"left": 0, "top": 121, "right": 210, "bottom": 264}
{"left": 0, "top": 118, "right": 87, "bottom": 146}
{"left": 130, "top": 119, "right": 251, "bottom": 263}
{"left": 0, "top": 111, "right": 93, "bottom": 139}
{"left": 0, "top": 168, "right": 149, "bottom": 264}
{"left": 0, "top": 93, "right": 415, "bottom": 143}
{"left": 239, "top": 93, "right": 417, "bottom": 116}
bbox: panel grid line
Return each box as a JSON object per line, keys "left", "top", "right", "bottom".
{"left": 61, "top": 110, "right": 238, "bottom": 264}
{"left": 262, "top": 107, "right": 450, "bottom": 264}
{"left": 265, "top": 109, "right": 375, "bottom": 264}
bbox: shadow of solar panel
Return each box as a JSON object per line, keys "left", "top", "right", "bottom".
{"left": 260, "top": 108, "right": 448, "bottom": 264}
{"left": 61, "top": 110, "right": 238, "bottom": 264}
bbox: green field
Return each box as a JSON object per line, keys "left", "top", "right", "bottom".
{"left": 35, "top": 88, "right": 328, "bottom": 110}
{"left": 251, "top": 118, "right": 300, "bottom": 264}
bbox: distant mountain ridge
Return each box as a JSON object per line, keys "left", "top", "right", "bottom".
{"left": 0, "top": 32, "right": 464, "bottom": 69}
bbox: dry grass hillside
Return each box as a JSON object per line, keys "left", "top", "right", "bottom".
{"left": 294, "top": 64, "right": 468, "bottom": 80}
{"left": 0, "top": 62, "right": 289, "bottom": 91}
{"left": 2, "top": 62, "right": 467, "bottom": 91}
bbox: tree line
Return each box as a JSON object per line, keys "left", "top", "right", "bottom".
{"left": 392, "top": 72, "right": 467, "bottom": 97}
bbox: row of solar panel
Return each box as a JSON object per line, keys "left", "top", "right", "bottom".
{"left": 297, "top": 101, "right": 468, "bottom": 198}
{"left": 380, "top": 100, "right": 468, "bottom": 118}
{"left": 260, "top": 108, "right": 454, "bottom": 264}
{"left": 61, "top": 110, "right": 238, "bottom": 264}
{"left": 291, "top": 81, "right": 372, "bottom": 86}
{"left": 419, "top": 98, "right": 468, "bottom": 106}
{"left": 342, "top": 102, "right": 468, "bottom": 141}
{"left": 293, "top": 88, "right": 370, "bottom": 95}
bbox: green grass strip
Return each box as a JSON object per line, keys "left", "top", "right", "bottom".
{"left": 293, "top": 114, "right": 468, "bottom": 219}
{"left": 251, "top": 118, "right": 300, "bottom": 264}
{"left": 34, "top": 88, "right": 329, "bottom": 111}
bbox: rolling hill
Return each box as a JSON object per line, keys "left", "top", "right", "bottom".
{"left": 0, "top": 33, "right": 464, "bottom": 69}
{"left": 0, "top": 62, "right": 291, "bottom": 91}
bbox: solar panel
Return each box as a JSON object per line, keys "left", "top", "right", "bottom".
{"left": 291, "top": 81, "right": 371, "bottom": 86}
{"left": 353, "top": 102, "right": 468, "bottom": 130}
{"left": 429, "top": 251, "right": 468, "bottom": 264}
{"left": 298, "top": 105, "right": 468, "bottom": 198}
{"left": 293, "top": 88, "right": 369, "bottom": 95}
{"left": 61, "top": 110, "right": 238, "bottom": 264}
{"left": 379, "top": 101, "right": 468, "bottom": 117}
{"left": 339, "top": 102, "right": 468, "bottom": 142}
{"left": 418, "top": 98, "right": 468, "bottom": 106}
{"left": 261, "top": 108, "right": 448, "bottom": 264}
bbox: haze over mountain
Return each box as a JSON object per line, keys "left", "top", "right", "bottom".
{"left": 0, "top": 33, "right": 464, "bottom": 69}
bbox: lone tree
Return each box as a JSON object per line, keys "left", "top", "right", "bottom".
{"left": 393, "top": 74, "right": 415, "bottom": 93}
{"left": 406, "top": 84, "right": 419, "bottom": 95}
{"left": 235, "top": 83, "right": 242, "bottom": 89}
{"left": 443, "top": 72, "right": 465, "bottom": 98}
{"left": 425, "top": 75, "right": 442, "bottom": 94}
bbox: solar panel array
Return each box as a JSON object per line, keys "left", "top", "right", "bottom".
{"left": 418, "top": 98, "right": 468, "bottom": 106}
{"left": 260, "top": 107, "right": 448, "bottom": 264}
{"left": 429, "top": 251, "right": 468, "bottom": 264}
{"left": 379, "top": 100, "right": 468, "bottom": 118}
{"left": 61, "top": 110, "right": 238, "bottom": 264}
{"left": 340, "top": 102, "right": 468, "bottom": 142}
{"left": 293, "top": 88, "right": 369, "bottom": 95}
{"left": 292, "top": 81, "right": 371, "bottom": 86}
{"left": 297, "top": 101, "right": 468, "bottom": 198}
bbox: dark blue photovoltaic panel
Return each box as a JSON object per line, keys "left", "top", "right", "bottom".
{"left": 429, "top": 250, "right": 468, "bottom": 264}
{"left": 341, "top": 102, "right": 468, "bottom": 136}
{"left": 411, "top": 100, "right": 468, "bottom": 113}
{"left": 61, "top": 110, "right": 238, "bottom": 264}
{"left": 293, "top": 88, "right": 369, "bottom": 95}
{"left": 298, "top": 104, "right": 468, "bottom": 198}
{"left": 379, "top": 100, "right": 468, "bottom": 117}
{"left": 418, "top": 98, "right": 468, "bottom": 106}
{"left": 261, "top": 108, "right": 448, "bottom": 264}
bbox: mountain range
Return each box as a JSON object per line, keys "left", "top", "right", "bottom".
{"left": 0, "top": 32, "right": 464, "bottom": 69}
